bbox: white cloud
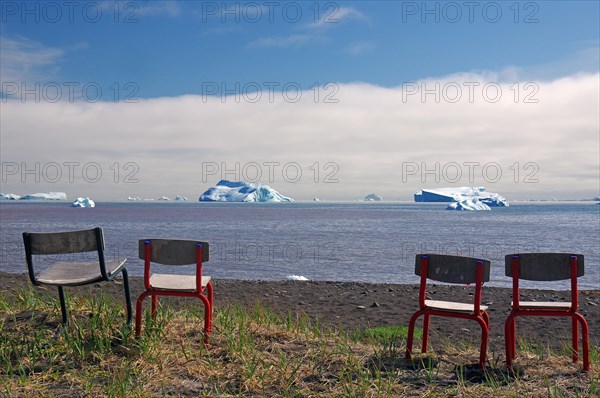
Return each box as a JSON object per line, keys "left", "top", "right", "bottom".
{"left": 344, "top": 41, "right": 375, "bottom": 55}
{"left": 247, "top": 34, "right": 328, "bottom": 49}
{"left": 127, "top": 1, "right": 181, "bottom": 17}
{"left": 1, "top": 72, "right": 598, "bottom": 201}
{"left": 307, "top": 6, "right": 370, "bottom": 29}
{"left": 0, "top": 36, "right": 64, "bottom": 83}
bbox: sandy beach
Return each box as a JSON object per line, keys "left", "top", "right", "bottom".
{"left": 1, "top": 272, "right": 598, "bottom": 351}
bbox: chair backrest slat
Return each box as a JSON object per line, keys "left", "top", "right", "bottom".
{"left": 138, "top": 239, "right": 210, "bottom": 265}
{"left": 26, "top": 228, "right": 101, "bottom": 254}
{"left": 505, "top": 253, "right": 584, "bottom": 281}
{"left": 415, "top": 254, "right": 491, "bottom": 284}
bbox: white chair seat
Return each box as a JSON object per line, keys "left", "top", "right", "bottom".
{"left": 425, "top": 299, "right": 488, "bottom": 313}
{"left": 514, "top": 301, "right": 572, "bottom": 309}
{"left": 150, "top": 274, "right": 211, "bottom": 291}
{"left": 37, "top": 260, "right": 126, "bottom": 286}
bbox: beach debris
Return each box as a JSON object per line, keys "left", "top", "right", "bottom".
{"left": 357, "top": 305, "right": 366, "bottom": 309}
{"left": 287, "top": 275, "right": 309, "bottom": 281}
{"left": 370, "top": 302, "right": 380, "bottom": 308}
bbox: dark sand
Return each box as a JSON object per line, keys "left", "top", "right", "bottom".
{"left": 1, "top": 273, "right": 598, "bottom": 351}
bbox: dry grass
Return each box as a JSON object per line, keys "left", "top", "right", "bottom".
{"left": 0, "top": 287, "right": 597, "bottom": 397}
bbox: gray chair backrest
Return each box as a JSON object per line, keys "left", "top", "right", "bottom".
{"left": 505, "top": 253, "right": 584, "bottom": 281}
{"left": 25, "top": 228, "right": 102, "bottom": 255}
{"left": 415, "top": 254, "right": 491, "bottom": 284}
{"left": 139, "top": 239, "right": 210, "bottom": 265}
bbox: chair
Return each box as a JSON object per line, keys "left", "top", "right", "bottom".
{"left": 504, "top": 253, "right": 589, "bottom": 372}
{"left": 135, "top": 239, "right": 213, "bottom": 345}
{"left": 22, "top": 227, "right": 132, "bottom": 330}
{"left": 406, "top": 254, "right": 491, "bottom": 369}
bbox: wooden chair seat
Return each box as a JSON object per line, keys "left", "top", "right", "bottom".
{"left": 513, "top": 301, "right": 572, "bottom": 309}
{"left": 425, "top": 299, "right": 489, "bottom": 313}
{"left": 37, "top": 260, "right": 126, "bottom": 286}
{"left": 150, "top": 274, "right": 211, "bottom": 291}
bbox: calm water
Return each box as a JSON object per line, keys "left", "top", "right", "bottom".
{"left": 1, "top": 201, "right": 598, "bottom": 289}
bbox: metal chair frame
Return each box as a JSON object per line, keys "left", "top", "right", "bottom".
{"left": 22, "top": 227, "right": 132, "bottom": 330}
{"left": 135, "top": 239, "right": 213, "bottom": 345}
{"left": 504, "top": 253, "right": 589, "bottom": 372}
{"left": 406, "top": 254, "right": 491, "bottom": 369}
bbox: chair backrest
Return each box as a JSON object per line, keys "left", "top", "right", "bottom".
{"left": 138, "top": 239, "right": 210, "bottom": 265}
{"left": 23, "top": 228, "right": 102, "bottom": 255}
{"left": 415, "top": 254, "right": 491, "bottom": 284}
{"left": 505, "top": 253, "right": 584, "bottom": 281}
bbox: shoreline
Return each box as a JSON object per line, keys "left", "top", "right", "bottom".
{"left": 1, "top": 272, "right": 598, "bottom": 350}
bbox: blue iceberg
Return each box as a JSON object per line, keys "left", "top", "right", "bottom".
{"left": 199, "top": 180, "right": 294, "bottom": 202}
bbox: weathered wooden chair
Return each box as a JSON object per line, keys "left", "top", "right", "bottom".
{"left": 504, "top": 253, "right": 589, "bottom": 372}
{"left": 135, "top": 239, "right": 213, "bottom": 345}
{"left": 22, "top": 227, "right": 132, "bottom": 331}
{"left": 406, "top": 254, "right": 491, "bottom": 369}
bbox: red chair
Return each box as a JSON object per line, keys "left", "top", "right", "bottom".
{"left": 135, "top": 239, "right": 213, "bottom": 345}
{"left": 504, "top": 253, "right": 589, "bottom": 372}
{"left": 406, "top": 254, "right": 491, "bottom": 369}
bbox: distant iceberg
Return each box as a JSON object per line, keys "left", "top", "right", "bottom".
{"left": 128, "top": 196, "right": 141, "bottom": 201}
{"left": 313, "top": 197, "right": 321, "bottom": 202}
{"left": 363, "top": 194, "right": 382, "bottom": 201}
{"left": 446, "top": 198, "right": 491, "bottom": 211}
{"left": 175, "top": 196, "right": 189, "bottom": 201}
{"left": 199, "top": 180, "right": 294, "bottom": 202}
{"left": 415, "top": 187, "right": 508, "bottom": 207}
{"left": 158, "top": 196, "right": 171, "bottom": 201}
{"left": 71, "top": 197, "right": 95, "bottom": 208}
{"left": 0, "top": 193, "right": 21, "bottom": 200}
{"left": 3, "top": 192, "right": 67, "bottom": 200}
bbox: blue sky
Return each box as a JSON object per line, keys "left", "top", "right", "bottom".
{"left": 2, "top": 1, "right": 598, "bottom": 97}
{"left": 1, "top": 1, "right": 599, "bottom": 200}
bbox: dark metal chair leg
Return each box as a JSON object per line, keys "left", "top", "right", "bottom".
{"left": 58, "top": 286, "right": 68, "bottom": 325}
{"left": 122, "top": 268, "right": 133, "bottom": 327}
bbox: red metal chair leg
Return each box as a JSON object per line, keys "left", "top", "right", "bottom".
{"left": 482, "top": 311, "right": 490, "bottom": 328}
{"left": 504, "top": 313, "right": 516, "bottom": 370}
{"left": 574, "top": 313, "right": 590, "bottom": 372}
{"left": 571, "top": 316, "right": 579, "bottom": 363}
{"left": 198, "top": 293, "right": 212, "bottom": 345}
{"left": 421, "top": 313, "right": 431, "bottom": 354}
{"left": 406, "top": 310, "right": 423, "bottom": 361}
{"left": 475, "top": 315, "right": 489, "bottom": 369}
{"left": 151, "top": 294, "right": 159, "bottom": 320}
{"left": 135, "top": 291, "right": 152, "bottom": 337}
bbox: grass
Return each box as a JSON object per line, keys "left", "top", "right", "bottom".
{"left": 0, "top": 287, "right": 597, "bottom": 397}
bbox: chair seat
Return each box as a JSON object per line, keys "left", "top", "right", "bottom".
{"left": 425, "top": 299, "right": 488, "bottom": 313}
{"left": 513, "top": 301, "right": 572, "bottom": 309}
{"left": 36, "top": 259, "right": 126, "bottom": 286}
{"left": 150, "top": 274, "right": 211, "bottom": 291}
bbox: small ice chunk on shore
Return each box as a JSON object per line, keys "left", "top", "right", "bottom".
{"left": 287, "top": 275, "right": 309, "bottom": 281}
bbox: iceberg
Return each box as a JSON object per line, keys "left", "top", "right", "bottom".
{"left": 415, "top": 187, "right": 508, "bottom": 207}
{"left": 0, "top": 193, "right": 21, "bottom": 200}
{"left": 363, "top": 194, "right": 382, "bottom": 201}
{"left": 71, "top": 197, "right": 95, "bottom": 208}
{"left": 128, "top": 196, "right": 141, "bottom": 201}
{"left": 199, "top": 180, "right": 294, "bottom": 202}
{"left": 20, "top": 192, "right": 67, "bottom": 200}
{"left": 175, "top": 196, "right": 189, "bottom": 201}
{"left": 446, "top": 199, "right": 491, "bottom": 211}
{"left": 313, "top": 197, "right": 321, "bottom": 202}
{"left": 158, "top": 196, "right": 171, "bottom": 201}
